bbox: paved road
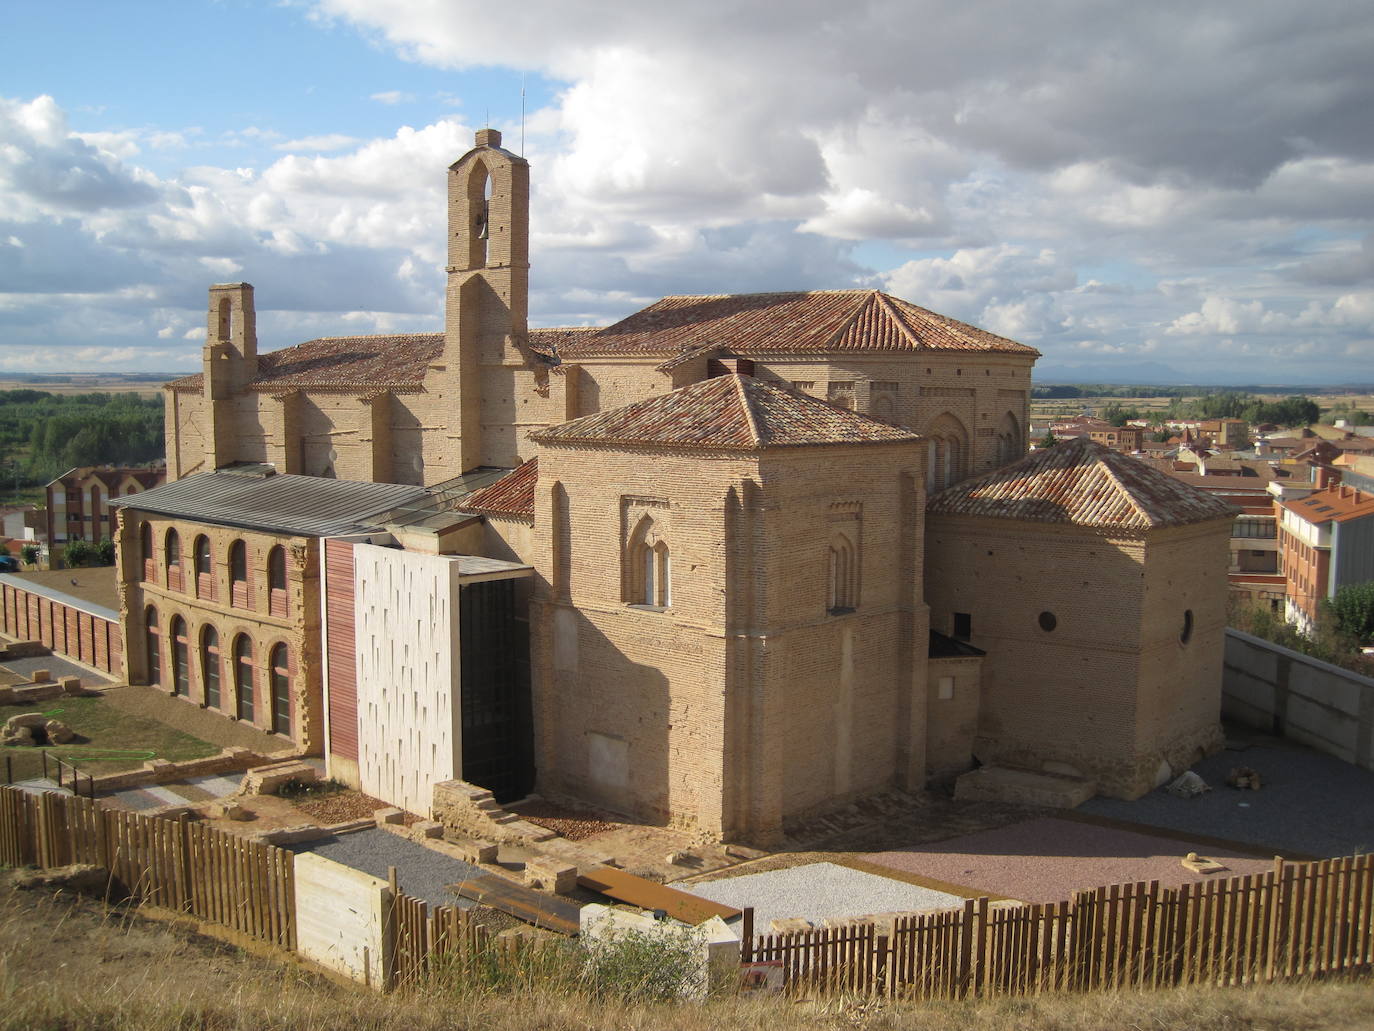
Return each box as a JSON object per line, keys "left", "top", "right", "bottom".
{"left": 1080, "top": 735, "right": 1374, "bottom": 859}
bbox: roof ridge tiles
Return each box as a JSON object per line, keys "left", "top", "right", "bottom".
{"left": 531, "top": 373, "right": 920, "bottom": 451}
{"left": 735, "top": 375, "right": 765, "bottom": 447}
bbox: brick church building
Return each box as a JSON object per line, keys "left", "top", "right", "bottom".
{"left": 115, "top": 129, "right": 1236, "bottom": 843}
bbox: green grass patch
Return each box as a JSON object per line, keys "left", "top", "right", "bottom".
{"left": 1, "top": 694, "right": 216, "bottom": 783}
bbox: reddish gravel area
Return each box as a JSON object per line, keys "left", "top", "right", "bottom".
{"left": 864, "top": 817, "right": 1276, "bottom": 904}
{"left": 508, "top": 799, "right": 631, "bottom": 841}
{"left": 291, "top": 789, "right": 413, "bottom": 826}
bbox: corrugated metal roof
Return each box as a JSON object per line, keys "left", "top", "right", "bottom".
{"left": 531, "top": 374, "right": 923, "bottom": 452}
{"left": 460, "top": 458, "right": 537, "bottom": 519}
{"left": 110, "top": 472, "right": 434, "bottom": 537}
{"left": 928, "top": 437, "right": 1239, "bottom": 530}
{"left": 559, "top": 290, "right": 1040, "bottom": 359}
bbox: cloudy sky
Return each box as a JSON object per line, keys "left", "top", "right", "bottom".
{"left": 2, "top": 1, "right": 1372, "bottom": 384}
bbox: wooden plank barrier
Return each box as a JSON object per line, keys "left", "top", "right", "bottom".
{"left": 749, "top": 853, "right": 1374, "bottom": 1000}
{"left": 0, "top": 785, "right": 294, "bottom": 949}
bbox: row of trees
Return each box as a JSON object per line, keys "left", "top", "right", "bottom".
{"left": 0, "top": 390, "right": 163, "bottom": 486}
{"left": 1092, "top": 393, "right": 1323, "bottom": 431}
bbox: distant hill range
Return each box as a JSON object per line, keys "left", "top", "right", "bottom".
{"left": 1034, "top": 360, "right": 1373, "bottom": 392}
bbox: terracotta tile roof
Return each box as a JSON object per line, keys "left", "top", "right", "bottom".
{"left": 460, "top": 458, "right": 537, "bottom": 519}
{"left": 927, "top": 436, "right": 1238, "bottom": 530}
{"left": 167, "top": 328, "right": 584, "bottom": 392}
{"left": 1281, "top": 484, "right": 1374, "bottom": 525}
{"left": 558, "top": 290, "right": 1039, "bottom": 360}
{"left": 531, "top": 374, "right": 922, "bottom": 452}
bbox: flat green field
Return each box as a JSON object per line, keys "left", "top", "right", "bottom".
{"left": 1, "top": 693, "right": 216, "bottom": 784}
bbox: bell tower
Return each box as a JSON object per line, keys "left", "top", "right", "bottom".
{"left": 441, "top": 128, "right": 530, "bottom": 475}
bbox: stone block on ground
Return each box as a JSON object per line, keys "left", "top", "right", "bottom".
{"left": 238, "top": 760, "right": 318, "bottom": 796}
{"left": 375, "top": 807, "right": 405, "bottom": 826}
{"left": 210, "top": 799, "right": 252, "bottom": 821}
{"left": 12, "top": 684, "right": 62, "bottom": 703}
{"left": 953, "top": 766, "right": 1096, "bottom": 808}
{"left": 524, "top": 858, "right": 578, "bottom": 894}
{"left": 28, "top": 669, "right": 50, "bottom": 685}
{"left": 43, "top": 719, "right": 74, "bottom": 744}
{"left": 5, "top": 712, "right": 49, "bottom": 731}
{"left": 412, "top": 819, "right": 444, "bottom": 839}
{"left": 768, "top": 917, "right": 814, "bottom": 933}
{"left": 59, "top": 676, "right": 92, "bottom": 697}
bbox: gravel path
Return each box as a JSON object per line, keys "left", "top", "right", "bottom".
{"left": 285, "top": 827, "right": 481, "bottom": 910}
{"left": 863, "top": 817, "right": 1275, "bottom": 904}
{"left": 0, "top": 652, "right": 113, "bottom": 684}
{"left": 681, "top": 862, "right": 963, "bottom": 930}
{"left": 1079, "top": 739, "right": 1374, "bottom": 859}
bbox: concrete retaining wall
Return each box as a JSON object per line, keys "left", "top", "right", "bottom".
{"left": 1222, "top": 628, "right": 1374, "bottom": 771}
{"left": 294, "top": 851, "right": 392, "bottom": 986}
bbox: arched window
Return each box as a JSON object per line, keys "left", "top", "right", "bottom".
{"left": 165, "top": 529, "right": 182, "bottom": 591}
{"left": 269, "top": 643, "right": 290, "bottom": 735}
{"left": 216, "top": 296, "right": 232, "bottom": 342}
{"left": 267, "top": 546, "right": 288, "bottom": 617}
{"left": 201, "top": 626, "right": 221, "bottom": 709}
{"left": 996, "top": 411, "right": 1023, "bottom": 466}
{"left": 828, "top": 533, "right": 858, "bottom": 613}
{"left": 924, "top": 413, "right": 970, "bottom": 492}
{"left": 233, "top": 634, "right": 254, "bottom": 722}
{"left": 170, "top": 615, "right": 189, "bottom": 696}
{"left": 144, "top": 605, "right": 161, "bottom": 687}
{"left": 194, "top": 535, "right": 214, "bottom": 600}
{"left": 229, "top": 540, "right": 249, "bottom": 608}
{"left": 140, "top": 522, "right": 155, "bottom": 581}
{"left": 467, "top": 162, "right": 491, "bottom": 268}
{"left": 626, "top": 516, "right": 671, "bottom": 608}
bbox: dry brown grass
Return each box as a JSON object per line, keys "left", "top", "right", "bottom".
{"left": 1, "top": 884, "right": 1372, "bottom": 1031}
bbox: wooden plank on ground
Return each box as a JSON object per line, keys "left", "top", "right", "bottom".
{"left": 577, "top": 866, "right": 741, "bottom": 925}
{"left": 449, "top": 872, "right": 582, "bottom": 936}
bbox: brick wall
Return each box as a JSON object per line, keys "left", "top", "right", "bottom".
{"left": 924, "top": 513, "right": 1228, "bottom": 798}
{"left": 115, "top": 509, "right": 322, "bottom": 752}
{"left": 0, "top": 579, "right": 121, "bottom": 676}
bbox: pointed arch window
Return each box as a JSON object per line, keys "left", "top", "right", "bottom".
{"left": 996, "top": 411, "right": 1023, "bottom": 466}
{"left": 924, "top": 414, "right": 969, "bottom": 492}
{"left": 626, "top": 514, "right": 672, "bottom": 609}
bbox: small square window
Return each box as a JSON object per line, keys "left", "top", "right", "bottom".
{"left": 938, "top": 676, "right": 955, "bottom": 700}
{"left": 953, "top": 613, "right": 972, "bottom": 640}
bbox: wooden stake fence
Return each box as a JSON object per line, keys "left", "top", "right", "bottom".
{"left": 0, "top": 785, "right": 294, "bottom": 949}
{"left": 745, "top": 853, "right": 1374, "bottom": 999}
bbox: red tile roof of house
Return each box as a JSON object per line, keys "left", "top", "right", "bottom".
{"left": 1280, "top": 484, "right": 1374, "bottom": 525}
{"left": 531, "top": 374, "right": 922, "bottom": 452}
{"left": 558, "top": 290, "right": 1039, "bottom": 359}
{"left": 460, "top": 458, "right": 537, "bottom": 519}
{"left": 167, "top": 328, "right": 587, "bottom": 392}
{"left": 927, "top": 436, "right": 1238, "bottom": 530}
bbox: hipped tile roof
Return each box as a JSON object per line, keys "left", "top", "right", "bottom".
{"left": 167, "top": 328, "right": 585, "bottom": 392}
{"left": 531, "top": 374, "right": 922, "bottom": 452}
{"left": 1281, "top": 484, "right": 1374, "bottom": 525}
{"left": 559, "top": 290, "right": 1039, "bottom": 359}
{"left": 928, "top": 436, "right": 1238, "bottom": 530}
{"left": 460, "top": 458, "right": 537, "bottom": 519}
